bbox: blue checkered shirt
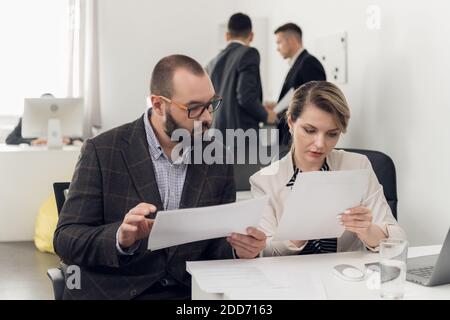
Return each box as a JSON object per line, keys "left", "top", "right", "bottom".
{"left": 143, "top": 108, "right": 189, "bottom": 210}
{"left": 116, "top": 108, "right": 189, "bottom": 254}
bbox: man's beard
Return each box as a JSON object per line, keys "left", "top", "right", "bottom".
{"left": 164, "top": 110, "right": 211, "bottom": 142}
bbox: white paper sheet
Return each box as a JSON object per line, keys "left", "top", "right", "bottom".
{"left": 147, "top": 196, "right": 269, "bottom": 251}
{"left": 223, "top": 271, "right": 326, "bottom": 300}
{"left": 187, "top": 260, "right": 327, "bottom": 298}
{"left": 192, "top": 266, "right": 276, "bottom": 293}
{"left": 273, "top": 88, "right": 294, "bottom": 113}
{"left": 274, "top": 169, "right": 369, "bottom": 241}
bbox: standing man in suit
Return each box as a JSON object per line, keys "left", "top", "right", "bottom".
{"left": 267, "top": 23, "right": 326, "bottom": 146}
{"left": 54, "top": 54, "right": 267, "bottom": 300}
{"left": 206, "top": 13, "right": 277, "bottom": 145}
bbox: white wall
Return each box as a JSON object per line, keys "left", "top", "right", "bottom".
{"left": 97, "top": 0, "right": 238, "bottom": 130}
{"left": 237, "top": 0, "right": 450, "bottom": 246}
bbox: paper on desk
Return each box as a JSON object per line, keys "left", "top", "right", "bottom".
{"left": 192, "top": 266, "right": 277, "bottom": 293}
{"left": 273, "top": 88, "right": 294, "bottom": 114}
{"left": 187, "top": 261, "right": 326, "bottom": 298}
{"left": 274, "top": 169, "right": 369, "bottom": 241}
{"left": 147, "top": 196, "right": 269, "bottom": 251}
{"left": 223, "top": 271, "right": 326, "bottom": 300}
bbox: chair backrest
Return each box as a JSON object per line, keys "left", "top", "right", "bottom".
{"left": 234, "top": 163, "right": 262, "bottom": 191}
{"left": 53, "top": 182, "right": 70, "bottom": 215}
{"left": 341, "top": 148, "right": 397, "bottom": 219}
{"left": 49, "top": 182, "right": 70, "bottom": 300}
{"left": 278, "top": 148, "right": 398, "bottom": 219}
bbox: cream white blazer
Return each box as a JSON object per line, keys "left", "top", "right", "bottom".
{"left": 250, "top": 149, "right": 406, "bottom": 257}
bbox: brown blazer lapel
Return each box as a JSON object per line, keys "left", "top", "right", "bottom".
{"left": 179, "top": 163, "right": 208, "bottom": 209}
{"left": 120, "top": 117, "right": 163, "bottom": 216}
{"left": 121, "top": 119, "right": 209, "bottom": 259}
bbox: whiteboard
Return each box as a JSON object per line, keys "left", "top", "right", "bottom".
{"left": 314, "top": 32, "right": 348, "bottom": 83}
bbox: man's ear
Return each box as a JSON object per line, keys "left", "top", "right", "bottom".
{"left": 150, "top": 95, "right": 164, "bottom": 116}
{"left": 247, "top": 32, "right": 254, "bottom": 44}
{"left": 225, "top": 32, "right": 231, "bottom": 42}
{"left": 287, "top": 34, "right": 295, "bottom": 49}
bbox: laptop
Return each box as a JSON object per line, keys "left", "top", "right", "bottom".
{"left": 406, "top": 228, "right": 450, "bottom": 286}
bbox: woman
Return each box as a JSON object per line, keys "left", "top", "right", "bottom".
{"left": 250, "top": 81, "right": 406, "bottom": 257}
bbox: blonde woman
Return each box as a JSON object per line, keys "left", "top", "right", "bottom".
{"left": 250, "top": 81, "right": 406, "bottom": 257}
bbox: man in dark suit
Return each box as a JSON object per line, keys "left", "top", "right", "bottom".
{"left": 267, "top": 23, "right": 326, "bottom": 146}
{"left": 206, "top": 13, "right": 277, "bottom": 144}
{"left": 53, "top": 54, "right": 267, "bottom": 300}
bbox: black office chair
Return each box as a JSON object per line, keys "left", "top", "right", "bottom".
{"left": 235, "top": 144, "right": 291, "bottom": 191}
{"left": 278, "top": 148, "right": 398, "bottom": 219}
{"left": 341, "top": 148, "right": 398, "bottom": 219}
{"left": 46, "top": 182, "right": 70, "bottom": 300}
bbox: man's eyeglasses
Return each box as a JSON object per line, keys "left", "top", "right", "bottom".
{"left": 158, "top": 95, "right": 222, "bottom": 119}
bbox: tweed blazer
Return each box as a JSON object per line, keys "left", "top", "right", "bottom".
{"left": 54, "top": 116, "right": 236, "bottom": 299}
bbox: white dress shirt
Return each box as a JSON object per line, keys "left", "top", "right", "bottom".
{"left": 288, "top": 48, "right": 304, "bottom": 67}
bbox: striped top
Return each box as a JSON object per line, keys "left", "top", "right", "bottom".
{"left": 286, "top": 160, "right": 337, "bottom": 254}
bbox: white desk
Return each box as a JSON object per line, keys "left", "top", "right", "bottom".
{"left": 188, "top": 245, "right": 450, "bottom": 300}
{"left": 0, "top": 144, "right": 80, "bottom": 241}
{"left": 236, "top": 191, "right": 252, "bottom": 202}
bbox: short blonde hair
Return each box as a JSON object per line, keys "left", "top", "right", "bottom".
{"left": 286, "top": 81, "right": 350, "bottom": 133}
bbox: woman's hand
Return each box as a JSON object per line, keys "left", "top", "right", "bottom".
{"left": 339, "top": 206, "right": 387, "bottom": 247}
{"left": 339, "top": 206, "right": 372, "bottom": 239}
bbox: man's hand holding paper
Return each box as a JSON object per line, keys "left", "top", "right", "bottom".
{"left": 147, "top": 197, "right": 269, "bottom": 258}
{"left": 118, "top": 203, "right": 156, "bottom": 249}
{"left": 227, "top": 227, "right": 267, "bottom": 259}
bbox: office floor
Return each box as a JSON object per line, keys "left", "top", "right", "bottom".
{"left": 0, "top": 242, "right": 59, "bottom": 300}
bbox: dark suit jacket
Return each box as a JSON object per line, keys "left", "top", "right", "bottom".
{"left": 277, "top": 49, "right": 326, "bottom": 145}
{"left": 207, "top": 42, "right": 268, "bottom": 140}
{"left": 53, "top": 116, "right": 236, "bottom": 300}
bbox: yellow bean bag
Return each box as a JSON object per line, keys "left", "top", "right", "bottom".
{"left": 34, "top": 195, "right": 58, "bottom": 254}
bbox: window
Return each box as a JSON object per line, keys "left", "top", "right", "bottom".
{"left": 0, "top": 0, "right": 70, "bottom": 116}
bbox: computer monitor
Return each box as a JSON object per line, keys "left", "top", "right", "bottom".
{"left": 22, "top": 98, "right": 84, "bottom": 148}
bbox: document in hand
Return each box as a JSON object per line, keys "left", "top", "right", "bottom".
{"left": 273, "top": 88, "right": 294, "bottom": 114}
{"left": 148, "top": 196, "right": 269, "bottom": 251}
{"left": 274, "top": 169, "right": 370, "bottom": 241}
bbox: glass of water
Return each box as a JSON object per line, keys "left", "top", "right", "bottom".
{"left": 379, "top": 238, "right": 408, "bottom": 299}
